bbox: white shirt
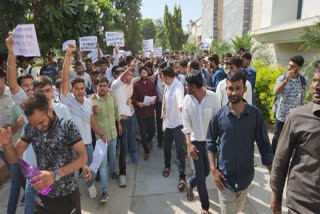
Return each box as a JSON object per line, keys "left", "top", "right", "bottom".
{"left": 69, "top": 71, "right": 92, "bottom": 90}
{"left": 19, "top": 64, "right": 38, "bottom": 79}
{"left": 110, "top": 78, "right": 134, "bottom": 116}
{"left": 163, "top": 78, "right": 184, "bottom": 128}
{"left": 216, "top": 79, "right": 252, "bottom": 107}
{"left": 60, "top": 93, "right": 93, "bottom": 145}
{"left": 182, "top": 90, "right": 220, "bottom": 142}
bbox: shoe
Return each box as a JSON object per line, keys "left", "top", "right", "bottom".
{"left": 111, "top": 172, "right": 119, "bottom": 180}
{"left": 88, "top": 184, "right": 97, "bottom": 199}
{"left": 19, "top": 195, "right": 25, "bottom": 206}
{"left": 99, "top": 192, "right": 109, "bottom": 203}
{"left": 144, "top": 153, "right": 150, "bottom": 160}
{"left": 130, "top": 152, "right": 137, "bottom": 163}
{"left": 119, "top": 175, "right": 127, "bottom": 187}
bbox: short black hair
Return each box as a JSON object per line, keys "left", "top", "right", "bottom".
{"left": 179, "top": 58, "right": 188, "bottom": 68}
{"left": 85, "top": 58, "right": 92, "bottom": 63}
{"left": 185, "top": 70, "right": 203, "bottom": 89}
{"left": 162, "top": 66, "right": 175, "bottom": 78}
{"left": 71, "top": 77, "right": 85, "bottom": 87}
{"left": 21, "top": 93, "right": 49, "bottom": 117}
{"left": 55, "top": 79, "right": 62, "bottom": 89}
{"left": 126, "top": 56, "right": 134, "bottom": 63}
{"left": 33, "top": 76, "right": 53, "bottom": 89}
{"left": 94, "top": 76, "right": 109, "bottom": 86}
{"left": 290, "top": 55, "right": 304, "bottom": 67}
{"left": 17, "top": 74, "right": 33, "bottom": 86}
{"left": 225, "top": 53, "right": 232, "bottom": 58}
{"left": 119, "top": 60, "right": 128, "bottom": 68}
{"left": 144, "top": 61, "right": 153, "bottom": 69}
{"left": 238, "top": 47, "right": 245, "bottom": 53}
{"left": 208, "top": 54, "right": 220, "bottom": 66}
{"left": 241, "top": 52, "right": 252, "bottom": 61}
{"left": 189, "top": 60, "right": 200, "bottom": 70}
{"left": 226, "top": 71, "right": 246, "bottom": 86}
{"left": 159, "top": 62, "right": 167, "bottom": 70}
{"left": 0, "top": 68, "right": 5, "bottom": 78}
{"left": 226, "top": 57, "right": 243, "bottom": 68}
{"left": 99, "top": 58, "right": 107, "bottom": 65}
{"left": 139, "top": 66, "right": 148, "bottom": 73}
{"left": 75, "top": 61, "right": 83, "bottom": 67}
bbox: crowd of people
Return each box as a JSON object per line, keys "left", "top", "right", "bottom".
{"left": 0, "top": 31, "right": 320, "bottom": 214}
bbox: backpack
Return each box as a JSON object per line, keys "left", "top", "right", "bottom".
{"left": 272, "top": 74, "right": 307, "bottom": 114}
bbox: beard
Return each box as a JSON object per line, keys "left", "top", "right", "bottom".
{"left": 228, "top": 95, "right": 242, "bottom": 104}
{"left": 140, "top": 76, "right": 148, "bottom": 81}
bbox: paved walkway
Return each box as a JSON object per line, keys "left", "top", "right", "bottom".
{"left": 0, "top": 132, "right": 288, "bottom": 213}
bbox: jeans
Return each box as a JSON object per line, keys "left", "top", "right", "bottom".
{"left": 163, "top": 125, "right": 186, "bottom": 180}
{"left": 24, "top": 180, "right": 37, "bottom": 214}
{"left": 7, "top": 163, "right": 26, "bottom": 214}
{"left": 272, "top": 119, "right": 285, "bottom": 154}
{"left": 85, "top": 144, "right": 93, "bottom": 187}
{"left": 119, "top": 114, "right": 137, "bottom": 175}
{"left": 137, "top": 116, "right": 156, "bottom": 154}
{"left": 218, "top": 186, "right": 249, "bottom": 214}
{"left": 107, "top": 138, "right": 117, "bottom": 174}
{"left": 188, "top": 141, "right": 210, "bottom": 211}
{"left": 155, "top": 102, "right": 163, "bottom": 146}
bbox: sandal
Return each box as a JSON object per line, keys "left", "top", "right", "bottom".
{"left": 178, "top": 179, "right": 187, "bottom": 192}
{"left": 162, "top": 168, "right": 170, "bottom": 177}
{"left": 186, "top": 184, "right": 194, "bottom": 201}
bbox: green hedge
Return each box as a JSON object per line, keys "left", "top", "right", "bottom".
{"left": 253, "top": 60, "right": 285, "bottom": 123}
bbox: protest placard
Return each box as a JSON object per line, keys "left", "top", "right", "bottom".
{"left": 87, "top": 48, "right": 103, "bottom": 63}
{"left": 62, "top": 40, "right": 76, "bottom": 51}
{"left": 153, "top": 47, "right": 163, "bottom": 57}
{"left": 199, "top": 38, "right": 213, "bottom": 50}
{"left": 143, "top": 39, "right": 154, "bottom": 52}
{"left": 79, "top": 36, "right": 97, "bottom": 51}
{"left": 12, "top": 24, "right": 41, "bottom": 57}
{"left": 105, "top": 32, "right": 125, "bottom": 47}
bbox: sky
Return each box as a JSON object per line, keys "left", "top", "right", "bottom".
{"left": 140, "top": 0, "right": 201, "bottom": 28}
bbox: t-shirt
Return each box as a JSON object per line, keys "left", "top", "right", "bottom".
{"left": 20, "top": 115, "right": 82, "bottom": 198}
{"left": 40, "top": 66, "right": 58, "bottom": 82}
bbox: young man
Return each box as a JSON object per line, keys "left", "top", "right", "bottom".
{"left": 206, "top": 71, "right": 273, "bottom": 214}
{"left": 19, "top": 57, "right": 38, "bottom": 79}
{"left": 0, "top": 93, "right": 87, "bottom": 214}
{"left": 182, "top": 70, "right": 220, "bottom": 214}
{"left": 91, "top": 76, "right": 122, "bottom": 202}
{"left": 209, "top": 54, "right": 226, "bottom": 92}
{"left": 272, "top": 55, "right": 308, "bottom": 154}
{"left": 39, "top": 56, "right": 58, "bottom": 83}
{"left": 132, "top": 66, "right": 158, "bottom": 160}
{"left": 241, "top": 52, "right": 257, "bottom": 105}
{"left": 161, "top": 66, "right": 186, "bottom": 191}
{"left": 270, "top": 61, "right": 320, "bottom": 214}
{"left": 69, "top": 61, "right": 92, "bottom": 92}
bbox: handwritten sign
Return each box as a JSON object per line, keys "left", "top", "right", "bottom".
{"left": 105, "top": 32, "right": 124, "bottom": 47}
{"left": 143, "top": 39, "right": 154, "bottom": 52}
{"left": 79, "top": 36, "right": 97, "bottom": 51}
{"left": 62, "top": 40, "right": 76, "bottom": 51}
{"left": 87, "top": 48, "right": 103, "bottom": 63}
{"left": 153, "top": 47, "right": 163, "bottom": 57}
{"left": 199, "top": 38, "right": 212, "bottom": 50}
{"left": 12, "top": 24, "right": 40, "bottom": 57}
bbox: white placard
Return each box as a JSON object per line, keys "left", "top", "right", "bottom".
{"left": 105, "top": 32, "right": 125, "bottom": 47}
{"left": 79, "top": 36, "right": 97, "bottom": 51}
{"left": 199, "top": 38, "right": 213, "bottom": 50}
{"left": 12, "top": 24, "right": 40, "bottom": 57}
{"left": 143, "top": 96, "right": 156, "bottom": 106}
{"left": 62, "top": 40, "right": 76, "bottom": 51}
{"left": 89, "top": 139, "right": 108, "bottom": 173}
{"left": 125, "top": 51, "right": 132, "bottom": 56}
{"left": 143, "top": 39, "right": 154, "bottom": 52}
{"left": 144, "top": 51, "right": 151, "bottom": 58}
{"left": 153, "top": 48, "right": 163, "bottom": 57}
{"left": 87, "top": 48, "right": 103, "bottom": 63}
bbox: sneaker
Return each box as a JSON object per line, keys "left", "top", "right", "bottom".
{"left": 130, "top": 152, "right": 137, "bottom": 163}
{"left": 99, "top": 192, "right": 109, "bottom": 203}
{"left": 119, "top": 175, "right": 127, "bottom": 187}
{"left": 88, "top": 184, "right": 97, "bottom": 199}
{"left": 111, "top": 172, "right": 119, "bottom": 180}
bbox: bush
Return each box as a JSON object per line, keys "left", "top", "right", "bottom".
{"left": 253, "top": 60, "right": 285, "bottom": 123}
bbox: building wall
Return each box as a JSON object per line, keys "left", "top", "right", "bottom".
{"left": 202, "top": 0, "right": 214, "bottom": 40}
{"left": 271, "top": 0, "right": 298, "bottom": 26}
{"left": 187, "top": 18, "right": 202, "bottom": 44}
{"left": 301, "top": 0, "right": 320, "bottom": 19}
{"left": 222, "top": 0, "right": 245, "bottom": 41}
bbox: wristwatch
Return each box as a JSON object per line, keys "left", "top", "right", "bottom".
{"left": 54, "top": 169, "right": 61, "bottom": 181}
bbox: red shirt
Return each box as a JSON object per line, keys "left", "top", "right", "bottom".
{"left": 132, "top": 79, "right": 158, "bottom": 119}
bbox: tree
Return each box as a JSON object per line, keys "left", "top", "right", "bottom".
{"left": 154, "top": 19, "right": 168, "bottom": 49}
{"left": 163, "top": 4, "right": 187, "bottom": 51}
{"left": 182, "top": 42, "right": 198, "bottom": 55}
{"left": 231, "top": 33, "right": 255, "bottom": 53}
{"left": 299, "top": 21, "right": 320, "bottom": 50}
{"left": 141, "top": 19, "right": 156, "bottom": 40}
{"left": 210, "top": 40, "right": 233, "bottom": 57}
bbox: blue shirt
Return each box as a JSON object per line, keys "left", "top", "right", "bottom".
{"left": 242, "top": 66, "right": 256, "bottom": 93}
{"left": 211, "top": 68, "right": 226, "bottom": 92}
{"left": 206, "top": 103, "right": 273, "bottom": 191}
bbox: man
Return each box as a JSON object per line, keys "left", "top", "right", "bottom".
{"left": 206, "top": 71, "right": 273, "bottom": 214}
{"left": 0, "top": 93, "right": 87, "bottom": 214}
{"left": 61, "top": 44, "right": 106, "bottom": 199}
{"left": 209, "top": 54, "right": 226, "bottom": 92}
{"left": 161, "top": 66, "right": 186, "bottom": 191}
{"left": 272, "top": 55, "right": 308, "bottom": 154}
{"left": 85, "top": 58, "right": 94, "bottom": 80}
{"left": 270, "top": 61, "right": 320, "bottom": 214}
{"left": 19, "top": 57, "right": 38, "bottom": 79}
{"left": 91, "top": 76, "right": 122, "bottom": 203}
{"left": 47, "top": 51, "right": 57, "bottom": 68}
{"left": 187, "top": 59, "right": 211, "bottom": 87}
{"left": 216, "top": 56, "right": 252, "bottom": 107}
{"left": 70, "top": 61, "right": 92, "bottom": 93}
{"left": 132, "top": 66, "right": 158, "bottom": 160}
{"left": 182, "top": 70, "right": 220, "bottom": 214}
{"left": 56, "top": 58, "right": 64, "bottom": 71}
{"left": 241, "top": 52, "right": 257, "bottom": 105}
{"left": 39, "top": 56, "right": 58, "bottom": 83}
{"left": 110, "top": 63, "right": 137, "bottom": 187}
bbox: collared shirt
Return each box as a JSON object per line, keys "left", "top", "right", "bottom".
{"left": 19, "top": 64, "right": 38, "bottom": 79}
{"left": 211, "top": 67, "right": 226, "bottom": 92}
{"left": 216, "top": 79, "right": 252, "bottom": 107}
{"left": 182, "top": 90, "right": 220, "bottom": 141}
{"left": 21, "top": 115, "right": 82, "bottom": 198}
{"left": 163, "top": 78, "right": 184, "bottom": 128}
{"left": 242, "top": 66, "right": 257, "bottom": 92}
{"left": 60, "top": 93, "right": 92, "bottom": 145}
{"left": 206, "top": 103, "right": 273, "bottom": 191}
{"left": 91, "top": 92, "right": 120, "bottom": 140}
{"left": 274, "top": 74, "right": 308, "bottom": 122}
{"left": 110, "top": 78, "right": 134, "bottom": 117}
{"left": 155, "top": 74, "right": 164, "bottom": 102}
{"left": 0, "top": 86, "right": 13, "bottom": 152}
{"left": 270, "top": 102, "right": 320, "bottom": 213}
{"left": 132, "top": 79, "right": 158, "bottom": 119}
